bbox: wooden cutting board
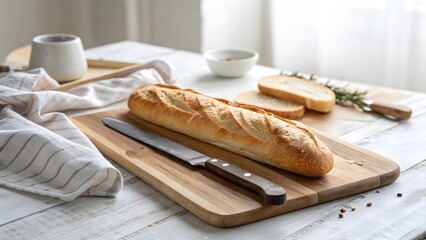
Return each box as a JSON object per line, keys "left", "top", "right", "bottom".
{"left": 71, "top": 108, "right": 400, "bottom": 228}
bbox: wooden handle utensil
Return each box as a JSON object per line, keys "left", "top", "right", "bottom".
{"left": 364, "top": 100, "right": 412, "bottom": 120}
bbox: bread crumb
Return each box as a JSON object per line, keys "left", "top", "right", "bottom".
{"left": 366, "top": 202, "right": 372, "bottom": 207}
{"left": 347, "top": 160, "right": 354, "bottom": 164}
{"left": 351, "top": 207, "right": 356, "bottom": 212}
{"left": 356, "top": 161, "right": 363, "bottom": 166}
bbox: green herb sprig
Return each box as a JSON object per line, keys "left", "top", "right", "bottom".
{"left": 280, "top": 71, "right": 368, "bottom": 109}
{"left": 323, "top": 82, "right": 368, "bottom": 109}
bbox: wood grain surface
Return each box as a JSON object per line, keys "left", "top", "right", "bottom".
{"left": 71, "top": 108, "right": 400, "bottom": 227}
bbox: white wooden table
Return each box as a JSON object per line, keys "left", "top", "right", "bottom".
{"left": 1, "top": 41, "right": 425, "bottom": 240}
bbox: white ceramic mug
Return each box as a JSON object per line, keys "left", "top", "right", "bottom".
{"left": 29, "top": 33, "right": 87, "bottom": 82}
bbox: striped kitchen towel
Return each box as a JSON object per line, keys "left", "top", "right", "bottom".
{"left": 0, "top": 60, "right": 178, "bottom": 201}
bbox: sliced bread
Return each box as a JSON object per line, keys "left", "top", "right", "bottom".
{"left": 235, "top": 90, "right": 305, "bottom": 119}
{"left": 258, "top": 75, "right": 336, "bottom": 113}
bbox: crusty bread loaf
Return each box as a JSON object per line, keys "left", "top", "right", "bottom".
{"left": 128, "top": 84, "right": 334, "bottom": 177}
{"left": 258, "top": 76, "right": 336, "bottom": 113}
{"left": 235, "top": 90, "right": 305, "bottom": 119}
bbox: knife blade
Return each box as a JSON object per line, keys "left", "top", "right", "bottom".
{"left": 101, "top": 117, "right": 286, "bottom": 205}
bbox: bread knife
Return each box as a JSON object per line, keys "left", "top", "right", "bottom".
{"left": 358, "top": 99, "right": 412, "bottom": 121}
{"left": 101, "top": 117, "right": 286, "bottom": 205}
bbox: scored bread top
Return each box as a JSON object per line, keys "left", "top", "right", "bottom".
{"left": 258, "top": 76, "right": 336, "bottom": 113}
{"left": 128, "top": 84, "right": 334, "bottom": 177}
{"left": 235, "top": 90, "right": 305, "bottom": 119}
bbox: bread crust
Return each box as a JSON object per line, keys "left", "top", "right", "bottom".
{"left": 258, "top": 76, "right": 336, "bottom": 113}
{"left": 235, "top": 91, "right": 305, "bottom": 119}
{"left": 128, "top": 84, "right": 334, "bottom": 177}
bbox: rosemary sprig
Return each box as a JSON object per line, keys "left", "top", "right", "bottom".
{"left": 323, "top": 82, "right": 368, "bottom": 109}
{"left": 280, "top": 71, "right": 368, "bottom": 109}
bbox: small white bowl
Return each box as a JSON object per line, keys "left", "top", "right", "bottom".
{"left": 204, "top": 48, "right": 259, "bottom": 78}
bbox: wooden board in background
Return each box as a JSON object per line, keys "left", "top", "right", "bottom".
{"left": 71, "top": 108, "right": 400, "bottom": 227}
{"left": 3, "top": 45, "right": 146, "bottom": 91}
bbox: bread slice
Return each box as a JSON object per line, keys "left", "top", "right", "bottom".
{"left": 258, "top": 76, "right": 336, "bottom": 113}
{"left": 235, "top": 91, "right": 305, "bottom": 119}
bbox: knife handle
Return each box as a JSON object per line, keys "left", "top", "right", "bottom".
{"left": 205, "top": 159, "right": 286, "bottom": 205}
{"left": 369, "top": 101, "right": 412, "bottom": 120}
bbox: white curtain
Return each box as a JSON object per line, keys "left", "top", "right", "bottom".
{"left": 0, "top": 0, "right": 202, "bottom": 62}
{"left": 202, "top": 0, "right": 426, "bottom": 92}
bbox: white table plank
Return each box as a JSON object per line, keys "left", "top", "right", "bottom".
{"left": 0, "top": 188, "right": 63, "bottom": 226}
{"left": 355, "top": 107, "right": 426, "bottom": 171}
{"left": 84, "top": 40, "right": 175, "bottom": 62}
{"left": 339, "top": 93, "right": 426, "bottom": 143}
{"left": 0, "top": 175, "right": 184, "bottom": 239}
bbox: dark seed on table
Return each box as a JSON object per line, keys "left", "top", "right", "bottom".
{"left": 376, "top": 190, "right": 380, "bottom": 193}
{"left": 351, "top": 207, "right": 356, "bottom": 212}
{"left": 0, "top": 65, "right": 10, "bottom": 72}
{"left": 338, "top": 213, "right": 344, "bottom": 219}
{"left": 366, "top": 202, "right": 372, "bottom": 207}
{"left": 397, "top": 193, "right": 402, "bottom": 197}
{"left": 340, "top": 208, "right": 346, "bottom": 213}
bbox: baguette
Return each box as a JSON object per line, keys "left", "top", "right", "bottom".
{"left": 258, "top": 75, "right": 336, "bottom": 113}
{"left": 128, "top": 84, "right": 334, "bottom": 177}
{"left": 235, "top": 90, "right": 305, "bottom": 119}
